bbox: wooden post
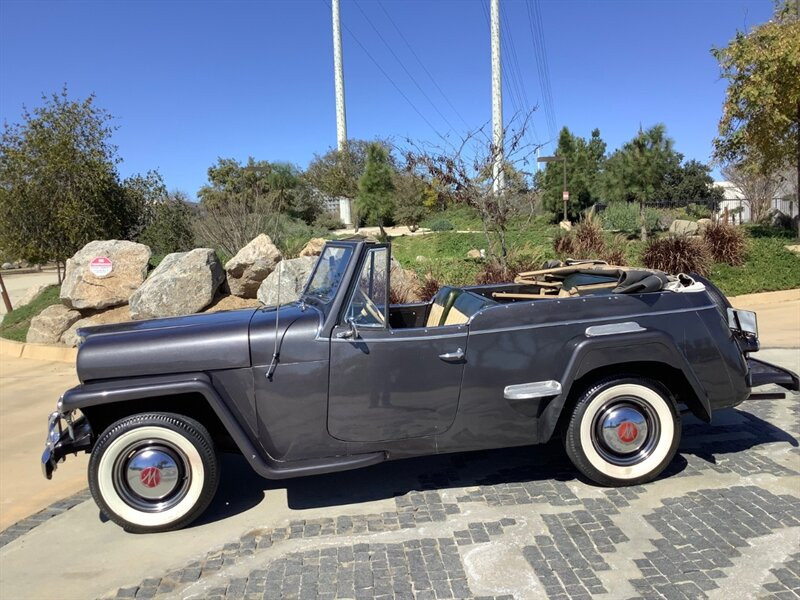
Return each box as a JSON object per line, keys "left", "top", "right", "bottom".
{"left": 0, "top": 273, "right": 13, "bottom": 313}
{"left": 724, "top": 206, "right": 729, "bottom": 225}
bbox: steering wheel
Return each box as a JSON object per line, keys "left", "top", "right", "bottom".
{"left": 353, "top": 288, "right": 384, "bottom": 324}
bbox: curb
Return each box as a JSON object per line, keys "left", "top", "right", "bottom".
{"left": 0, "top": 489, "right": 91, "bottom": 549}
{"left": 0, "top": 338, "right": 77, "bottom": 363}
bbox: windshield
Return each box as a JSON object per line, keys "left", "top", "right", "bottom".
{"left": 302, "top": 245, "right": 354, "bottom": 305}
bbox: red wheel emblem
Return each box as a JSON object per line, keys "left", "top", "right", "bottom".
{"left": 617, "top": 421, "right": 639, "bottom": 444}
{"left": 139, "top": 466, "right": 161, "bottom": 488}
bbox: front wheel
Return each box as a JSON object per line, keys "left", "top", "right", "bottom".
{"left": 564, "top": 377, "right": 680, "bottom": 486}
{"left": 88, "top": 412, "right": 219, "bottom": 533}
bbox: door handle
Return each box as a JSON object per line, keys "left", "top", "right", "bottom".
{"left": 438, "top": 348, "right": 465, "bottom": 362}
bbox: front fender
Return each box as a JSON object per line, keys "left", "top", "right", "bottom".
{"left": 61, "top": 373, "right": 281, "bottom": 476}
{"left": 538, "top": 329, "right": 712, "bottom": 442}
{"left": 60, "top": 373, "right": 385, "bottom": 479}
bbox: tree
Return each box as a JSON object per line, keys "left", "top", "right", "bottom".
{"left": 121, "top": 170, "right": 168, "bottom": 239}
{"left": 712, "top": 2, "right": 800, "bottom": 206}
{"left": 305, "top": 139, "right": 393, "bottom": 199}
{"left": 406, "top": 111, "right": 539, "bottom": 268}
{"left": 658, "top": 159, "right": 723, "bottom": 208}
{"left": 138, "top": 191, "right": 196, "bottom": 255}
{"left": 195, "top": 157, "right": 319, "bottom": 256}
{"left": 0, "top": 89, "right": 141, "bottom": 281}
{"left": 602, "top": 125, "right": 681, "bottom": 240}
{"left": 539, "top": 127, "right": 606, "bottom": 221}
{"left": 356, "top": 144, "right": 396, "bottom": 236}
{"left": 393, "top": 171, "right": 428, "bottom": 231}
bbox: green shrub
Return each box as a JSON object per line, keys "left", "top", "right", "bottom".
{"left": 421, "top": 205, "right": 482, "bottom": 230}
{"left": 601, "top": 202, "right": 661, "bottom": 235}
{"left": 313, "top": 211, "right": 345, "bottom": 231}
{"left": 427, "top": 219, "right": 454, "bottom": 232}
{"left": 686, "top": 203, "right": 713, "bottom": 220}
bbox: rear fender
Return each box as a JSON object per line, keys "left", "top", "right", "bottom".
{"left": 538, "top": 330, "right": 711, "bottom": 442}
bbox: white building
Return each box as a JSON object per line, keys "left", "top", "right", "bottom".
{"left": 712, "top": 180, "right": 798, "bottom": 224}
{"left": 318, "top": 192, "right": 353, "bottom": 227}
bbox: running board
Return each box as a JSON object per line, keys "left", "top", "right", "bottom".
{"left": 251, "top": 451, "right": 386, "bottom": 480}
{"left": 747, "top": 392, "right": 786, "bottom": 401}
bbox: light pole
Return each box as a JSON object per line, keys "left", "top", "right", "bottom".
{"left": 490, "top": 0, "right": 504, "bottom": 195}
{"left": 331, "top": 0, "right": 347, "bottom": 151}
{"left": 537, "top": 155, "right": 568, "bottom": 222}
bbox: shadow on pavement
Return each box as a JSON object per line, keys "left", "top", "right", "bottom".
{"left": 192, "top": 405, "right": 797, "bottom": 528}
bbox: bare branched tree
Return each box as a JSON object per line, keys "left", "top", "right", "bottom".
{"left": 404, "top": 110, "right": 541, "bottom": 268}
{"left": 721, "top": 163, "right": 782, "bottom": 223}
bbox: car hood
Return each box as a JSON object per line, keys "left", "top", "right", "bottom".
{"left": 76, "top": 307, "right": 266, "bottom": 382}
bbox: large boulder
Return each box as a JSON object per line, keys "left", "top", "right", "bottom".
{"left": 299, "top": 237, "right": 326, "bottom": 257}
{"left": 696, "top": 218, "right": 712, "bottom": 233}
{"left": 129, "top": 249, "right": 224, "bottom": 320}
{"left": 60, "top": 305, "right": 132, "bottom": 348}
{"left": 256, "top": 256, "right": 317, "bottom": 306}
{"left": 60, "top": 240, "right": 151, "bottom": 310}
{"left": 668, "top": 219, "right": 699, "bottom": 236}
{"left": 224, "top": 234, "right": 283, "bottom": 298}
{"left": 26, "top": 304, "right": 81, "bottom": 344}
{"left": 203, "top": 294, "right": 262, "bottom": 313}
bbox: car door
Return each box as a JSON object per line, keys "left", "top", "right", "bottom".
{"left": 328, "top": 245, "right": 468, "bottom": 443}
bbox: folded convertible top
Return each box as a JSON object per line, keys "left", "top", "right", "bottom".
{"left": 514, "top": 260, "right": 687, "bottom": 296}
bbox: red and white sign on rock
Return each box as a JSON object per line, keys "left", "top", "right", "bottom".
{"left": 89, "top": 256, "right": 113, "bottom": 277}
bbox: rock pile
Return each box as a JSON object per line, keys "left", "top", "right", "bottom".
{"left": 23, "top": 235, "right": 423, "bottom": 347}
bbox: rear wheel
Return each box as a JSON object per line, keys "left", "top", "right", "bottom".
{"left": 88, "top": 412, "right": 219, "bottom": 533}
{"left": 564, "top": 376, "right": 680, "bottom": 486}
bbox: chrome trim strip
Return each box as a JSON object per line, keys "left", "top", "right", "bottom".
{"left": 470, "top": 304, "right": 716, "bottom": 337}
{"left": 585, "top": 321, "right": 645, "bottom": 337}
{"left": 504, "top": 380, "right": 562, "bottom": 401}
{"left": 329, "top": 326, "right": 468, "bottom": 343}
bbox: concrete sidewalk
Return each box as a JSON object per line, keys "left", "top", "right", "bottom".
{"left": 731, "top": 288, "right": 800, "bottom": 348}
{"left": 0, "top": 354, "right": 84, "bottom": 529}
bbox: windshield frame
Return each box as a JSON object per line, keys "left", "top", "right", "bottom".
{"left": 300, "top": 242, "right": 356, "bottom": 313}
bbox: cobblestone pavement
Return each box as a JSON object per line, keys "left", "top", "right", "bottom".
{"left": 101, "top": 384, "right": 800, "bottom": 600}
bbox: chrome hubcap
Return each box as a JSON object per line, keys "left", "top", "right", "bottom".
{"left": 113, "top": 440, "right": 190, "bottom": 512}
{"left": 125, "top": 448, "right": 180, "bottom": 500}
{"left": 599, "top": 406, "right": 648, "bottom": 454}
{"left": 592, "top": 397, "right": 660, "bottom": 466}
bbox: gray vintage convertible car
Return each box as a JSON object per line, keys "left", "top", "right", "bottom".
{"left": 42, "top": 240, "right": 798, "bottom": 532}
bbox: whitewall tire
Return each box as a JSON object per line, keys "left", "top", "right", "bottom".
{"left": 88, "top": 413, "right": 219, "bottom": 533}
{"left": 564, "top": 377, "right": 680, "bottom": 486}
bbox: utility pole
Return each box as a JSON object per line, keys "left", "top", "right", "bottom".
{"left": 332, "top": 0, "right": 347, "bottom": 151}
{"left": 490, "top": 0, "right": 505, "bottom": 194}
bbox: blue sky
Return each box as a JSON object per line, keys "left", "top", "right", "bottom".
{"left": 0, "top": 0, "right": 774, "bottom": 198}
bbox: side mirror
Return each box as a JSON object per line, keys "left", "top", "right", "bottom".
{"left": 336, "top": 317, "right": 359, "bottom": 340}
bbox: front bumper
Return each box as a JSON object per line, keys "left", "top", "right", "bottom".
{"left": 41, "top": 410, "right": 92, "bottom": 479}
